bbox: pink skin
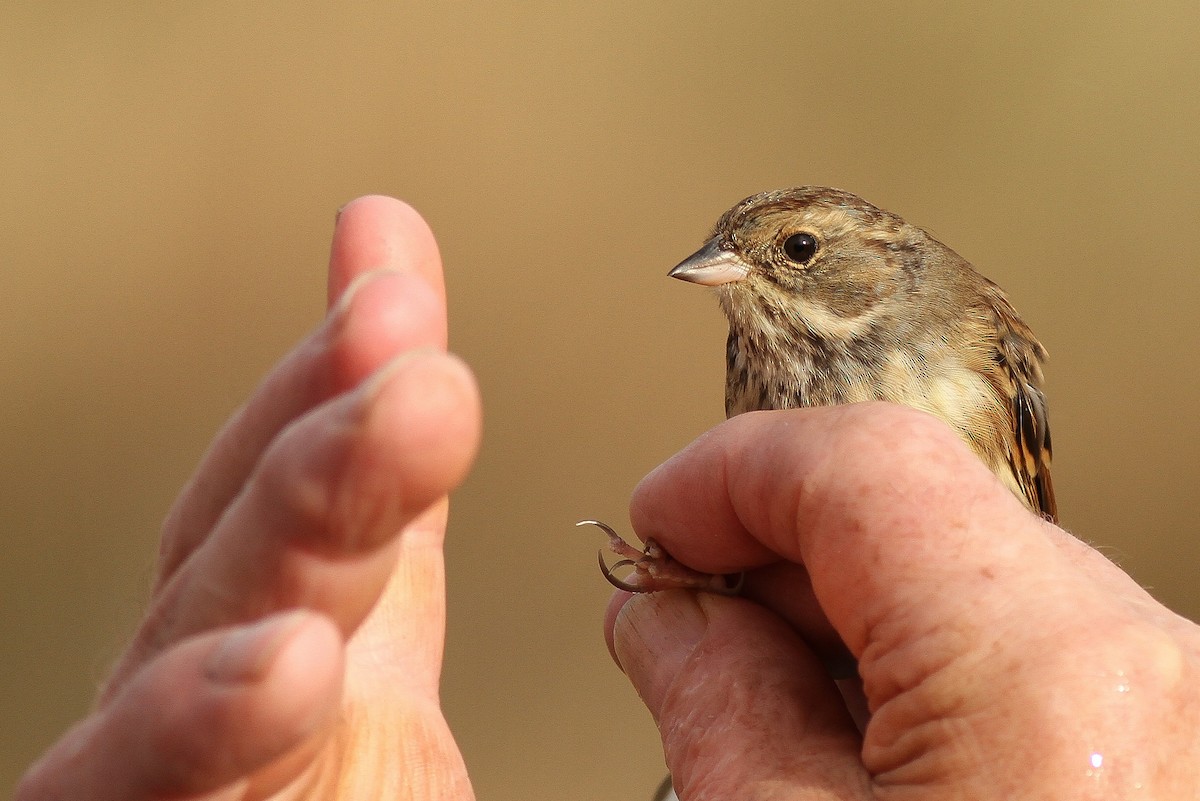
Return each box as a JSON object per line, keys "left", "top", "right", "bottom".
{"left": 19, "top": 197, "right": 481, "bottom": 801}
{"left": 606, "top": 404, "right": 1200, "bottom": 800}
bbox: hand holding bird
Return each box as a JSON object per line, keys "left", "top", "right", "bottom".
{"left": 590, "top": 186, "right": 1054, "bottom": 593}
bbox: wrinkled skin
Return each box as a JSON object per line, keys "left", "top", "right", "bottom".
{"left": 607, "top": 404, "right": 1200, "bottom": 800}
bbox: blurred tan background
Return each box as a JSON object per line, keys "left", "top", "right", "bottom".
{"left": 3, "top": 2, "right": 1199, "bottom": 796}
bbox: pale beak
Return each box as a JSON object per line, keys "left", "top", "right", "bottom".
{"left": 668, "top": 238, "right": 750, "bottom": 286}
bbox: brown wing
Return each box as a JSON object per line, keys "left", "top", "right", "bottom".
{"left": 997, "top": 327, "right": 1057, "bottom": 523}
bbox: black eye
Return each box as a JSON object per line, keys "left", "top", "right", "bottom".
{"left": 782, "top": 232, "right": 818, "bottom": 263}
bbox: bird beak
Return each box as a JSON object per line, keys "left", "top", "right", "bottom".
{"left": 668, "top": 238, "right": 750, "bottom": 286}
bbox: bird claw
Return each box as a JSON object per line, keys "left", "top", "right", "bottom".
{"left": 576, "top": 520, "right": 744, "bottom": 596}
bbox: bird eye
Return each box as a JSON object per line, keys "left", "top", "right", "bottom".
{"left": 782, "top": 232, "right": 818, "bottom": 264}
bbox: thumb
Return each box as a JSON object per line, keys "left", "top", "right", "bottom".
{"left": 611, "top": 591, "right": 870, "bottom": 799}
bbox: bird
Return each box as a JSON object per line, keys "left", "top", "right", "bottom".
{"left": 584, "top": 186, "right": 1055, "bottom": 595}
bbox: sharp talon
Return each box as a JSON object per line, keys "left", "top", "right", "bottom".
{"left": 585, "top": 519, "right": 656, "bottom": 593}
{"left": 579, "top": 519, "right": 646, "bottom": 561}
{"left": 597, "top": 550, "right": 645, "bottom": 593}
{"left": 579, "top": 518, "right": 744, "bottom": 596}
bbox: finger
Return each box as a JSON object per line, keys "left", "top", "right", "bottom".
{"left": 629, "top": 403, "right": 1146, "bottom": 661}
{"left": 612, "top": 592, "right": 871, "bottom": 800}
{"left": 742, "top": 562, "right": 857, "bottom": 678}
{"left": 18, "top": 611, "right": 342, "bottom": 801}
{"left": 328, "top": 196, "right": 446, "bottom": 318}
{"left": 600, "top": 573, "right": 859, "bottom": 679}
{"left": 109, "top": 351, "right": 481, "bottom": 692}
{"left": 159, "top": 230, "right": 445, "bottom": 581}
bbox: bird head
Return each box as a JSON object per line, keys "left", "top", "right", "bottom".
{"left": 670, "top": 187, "right": 939, "bottom": 344}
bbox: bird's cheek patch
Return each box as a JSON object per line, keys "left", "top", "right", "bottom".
{"left": 789, "top": 295, "right": 887, "bottom": 341}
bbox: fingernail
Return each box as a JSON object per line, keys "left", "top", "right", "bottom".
{"left": 358, "top": 347, "right": 441, "bottom": 399}
{"left": 330, "top": 268, "right": 405, "bottom": 319}
{"left": 613, "top": 593, "right": 710, "bottom": 715}
{"left": 205, "top": 610, "right": 310, "bottom": 684}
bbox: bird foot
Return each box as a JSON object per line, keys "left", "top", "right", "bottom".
{"left": 576, "top": 520, "right": 743, "bottom": 596}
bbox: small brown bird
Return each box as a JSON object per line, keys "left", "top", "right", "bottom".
{"left": 586, "top": 186, "right": 1055, "bottom": 593}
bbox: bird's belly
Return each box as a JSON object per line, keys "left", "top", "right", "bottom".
{"left": 728, "top": 353, "right": 1009, "bottom": 470}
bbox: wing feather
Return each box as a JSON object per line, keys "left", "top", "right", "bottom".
{"left": 996, "top": 324, "right": 1057, "bottom": 523}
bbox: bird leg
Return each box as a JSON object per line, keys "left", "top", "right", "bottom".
{"left": 576, "top": 520, "right": 743, "bottom": 596}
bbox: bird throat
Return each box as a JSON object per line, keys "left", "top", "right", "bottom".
{"left": 720, "top": 287, "right": 890, "bottom": 417}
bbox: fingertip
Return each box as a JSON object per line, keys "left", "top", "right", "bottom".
{"left": 337, "top": 194, "right": 421, "bottom": 222}
{"left": 204, "top": 610, "right": 342, "bottom": 686}
{"left": 249, "top": 611, "right": 344, "bottom": 738}
{"left": 241, "top": 348, "right": 480, "bottom": 562}
{"left": 178, "top": 610, "right": 344, "bottom": 797}
{"left": 328, "top": 268, "right": 446, "bottom": 391}
{"left": 328, "top": 195, "right": 444, "bottom": 309}
{"left": 21, "top": 611, "right": 345, "bottom": 801}
{"left": 364, "top": 350, "right": 482, "bottom": 516}
{"left": 611, "top": 592, "right": 710, "bottom": 720}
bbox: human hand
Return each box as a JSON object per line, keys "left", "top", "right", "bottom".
{"left": 19, "top": 197, "right": 482, "bottom": 801}
{"left": 608, "top": 403, "right": 1200, "bottom": 799}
